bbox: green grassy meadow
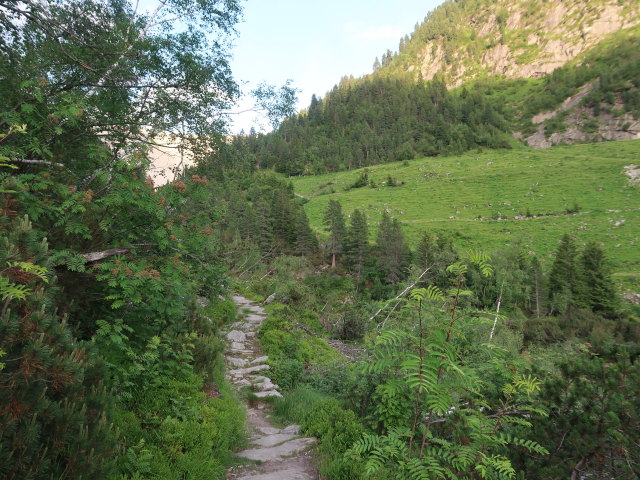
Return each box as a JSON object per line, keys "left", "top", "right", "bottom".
{"left": 291, "top": 140, "right": 640, "bottom": 278}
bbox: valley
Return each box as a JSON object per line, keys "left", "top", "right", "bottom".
{"left": 292, "top": 140, "right": 640, "bottom": 277}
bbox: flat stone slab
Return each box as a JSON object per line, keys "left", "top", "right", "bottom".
{"left": 227, "top": 357, "right": 248, "bottom": 368}
{"left": 230, "top": 349, "right": 254, "bottom": 355}
{"left": 229, "top": 364, "right": 270, "bottom": 376}
{"left": 254, "top": 381, "right": 279, "bottom": 392}
{"left": 236, "top": 437, "right": 314, "bottom": 462}
{"left": 251, "top": 356, "right": 269, "bottom": 365}
{"left": 250, "top": 433, "right": 298, "bottom": 448}
{"left": 283, "top": 425, "right": 301, "bottom": 435}
{"left": 254, "top": 390, "right": 282, "bottom": 399}
{"left": 231, "top": 342, "right": 246, "bottom": 350}
{"left": 227, "top": 330, "right": 247, "bottom": 342}
{"left": 256, "top": 426, "right": 282, "bottom": 436}
{"left": 232, "top": 457, "right": 317, "bottom": 480}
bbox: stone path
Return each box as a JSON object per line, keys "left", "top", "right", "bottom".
{"left": 225, "top": 295, "right": 318, "bottom": 480}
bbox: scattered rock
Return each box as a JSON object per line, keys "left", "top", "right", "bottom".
{"left": 251, "top": 355, "right": 269, "bottom": 365}
{"left": 227, "top": 357, "right": 248, "bottom": 368}
{"left": 623, "top": 293, "right": 640, "bottom": 304}
{"left": 197, "top": 296, "right": 209, "bottom": 308}
{"left": 264, "top": 293, "right": 276, "bottom": 304}
{"left": 254, "top": 390, "right": 283, "bottom": 399}
{"left": 227, "top": 330, "right": 247, "bottom": 342}
{"left": 237, "top": 437, "right": 314, "bottom": 462}
{"left": 228, "top": 364, "right": 270, "bottom": 376}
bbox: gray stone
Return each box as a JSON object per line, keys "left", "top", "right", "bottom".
{"left": 246, "top": 314, "right": 265, "bottom": 323}
{"left": 250, "top": 433, "right": 297, "bottom": 448}
{"left": 254, "top": 381, "right": 278, "bottom": 392}
{"left": 236, "top": 437, "right": 313, "bottom": 462}
{"left": 197, "top": 296, "right": 209, "bottom": 308}
{"left": 231, "top": 342, "right": 246, "bottom": 350}
{"left": 233, "top": 378, "right": 252, "bottom": 387}
{"left": 234, "top": 468, "right": 315, "bottom": 480}
{"left": 283, "top": 425, "right": 301, "bottom": 435}
{"left": 251, "top": 355, "right": 269, "bottom": 365}
{"left": 227, "top": 330, "right": 246, "bottom": 342}
{"left": 256, "top": 426, "right": 282, "bottom": 436}
{"left": 230, "top": 349, "right": 253, "bottom": 355}
{"left": 253, "top": 390, "right": 282, "bottom": 399}
{"left": 228, "top": 364, "right": 270, "bottom": 377}
{"left": 227, "top": 357, "right": 248, "bottom": 368}
{"left": 264, "top": 293, "right": 276, "bottom": 305}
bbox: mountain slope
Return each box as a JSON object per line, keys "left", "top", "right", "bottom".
{"left": 290, "top": 140, "right": 640, "bottom": 279}
{"left": 385, "top": 0, "right": 640, "bottom": 86}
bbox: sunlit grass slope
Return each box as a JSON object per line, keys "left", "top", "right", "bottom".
{"left": 291, "top": 140, "right": 640, "bottom": 277}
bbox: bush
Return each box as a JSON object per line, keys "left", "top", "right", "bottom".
{"left": 302, "top": 399, "right": 365, "bottom": 480}
{"left": 268, "top": 357, "right": 305, "bottom": 390}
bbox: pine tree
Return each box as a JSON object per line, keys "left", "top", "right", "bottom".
{"left": 579, "top": 242, "right": 618, "bottom": 316}
{"left": 376, "top": 212, "right": 410, "bottom": 283}
{"left": 548, "top": 234, "right": 583, "bottom": 314}
{"left": 413, "top": 231, "right": 458, "bottom": 288}
{"left": 0, "top": 216, "right": 117, "bottom": 479}
{"left": 295, "top": 209, "right": 318, "bottom": 255}
{"left": 323, "top": 200, "right": 346, "bottom": 268}
{"left": 344, "top": 209, "right": 369, "bottom": 281}
{"left": 253, "top": 197, "right": 273, "bottom": 253}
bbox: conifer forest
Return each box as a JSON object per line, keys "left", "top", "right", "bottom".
{"left": 1, "top": 1, "right": 639, "bottom": 479}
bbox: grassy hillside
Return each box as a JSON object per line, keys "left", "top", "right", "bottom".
{"left": 292, "top": 140, "right": 640, "bottom": 278}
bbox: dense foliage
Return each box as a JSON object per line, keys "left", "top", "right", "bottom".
{"left": 0, "top": 0, "right": 250, "bottom": 477}
{"left": 219, "top": 75, "right": 512, "bottom": 175}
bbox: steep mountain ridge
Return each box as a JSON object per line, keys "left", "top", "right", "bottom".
{"left": 387, "top": 0, "right": 640, "bottom": 86}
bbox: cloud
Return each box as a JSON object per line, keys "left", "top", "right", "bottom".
{"left": 344, "top": 22, "right": 402, "bottom": 41}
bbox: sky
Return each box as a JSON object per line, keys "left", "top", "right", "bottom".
{"left": 229, "top": 0, "right": 443, "bottom": 132}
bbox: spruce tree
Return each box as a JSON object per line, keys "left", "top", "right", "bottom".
{"left": 548, "top": 234, "right": 583, "bottom": 314}
{"left": 344, "top": 209, "right": 369, "bottom": 281}
{"left": 295, "top": 209, "right": 318, "bottom": 255}
{"left": 579, "top": 242, "right": 618, "bottom": 316}
{"left": 413, "top": 231, "right": 458, "bottom": 288}
{"left": 323, "top": 200, "right": 346, "bottom": 268}
{"left": 376, "top": 212, "right": 410, "bottom": 283}
{"left": 0, "top": 216, "right": 117, "bottom": 479}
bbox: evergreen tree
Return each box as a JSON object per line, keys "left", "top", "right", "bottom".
{"left": 413, "top": 231, "right": 458, "bottom": 288}
{"left": 253, "top": 197, "right": 273, "bottom": 253}
{"left": 0, "top": 216, "right": 117, "bottom": 479}
{"left": 579, "top": 242, "right": 618, "bottom": 316}
{"left": 344, "top": 209, "right": 369, "bottom": 281}
{"left": 295, "top": 209, "right": 318, "bottom": 255}
{"left": 323, "top": 200, "right": 346, "bottom": 268}
{"left": 375, "top": 212, "right": 410, "bottom": 283}
{"left": 548, "top": 234, "right": 583, "bottom": 314}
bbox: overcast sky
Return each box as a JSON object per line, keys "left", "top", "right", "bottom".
{"left": 229, "top": 0, "right": 443, "bottom": 132}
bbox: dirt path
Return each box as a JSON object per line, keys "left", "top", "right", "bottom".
{"left": 225, "top": 296, "right": 318, "bottom": 480}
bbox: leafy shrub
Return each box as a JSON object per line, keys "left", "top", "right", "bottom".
{"left": 302, "top": 399, "right": 365, "bottom": 479}
{"left": 268, "top": 357, "right": 304, "bottom": 390}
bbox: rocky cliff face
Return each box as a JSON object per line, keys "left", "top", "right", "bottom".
{"left": 400, "top": 0, "right": 640, "bottom": 87}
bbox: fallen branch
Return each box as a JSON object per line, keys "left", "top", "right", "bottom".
{"left": 10, "top": 158, "right": 65, "bottom": 167}
{"left": 81, "top": 247, "right": 130, "bottom": 262}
